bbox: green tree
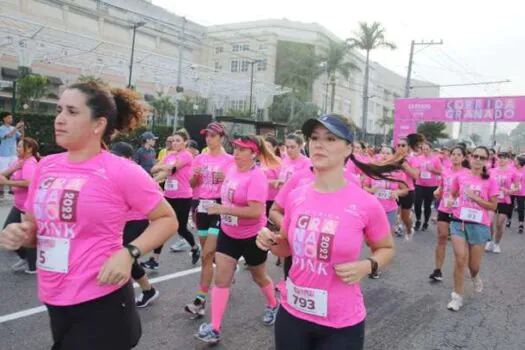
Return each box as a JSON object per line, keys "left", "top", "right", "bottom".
{"left": 16, "top": 74, "right": 50, "bottom": 111}
{"left": 268, "top": 95, "right": 321, "bottom": 130}
{"left": 376, "top": 115, "right": 394, "bottom": 144}
{"left": 417, "top": 122, "right": 449, "bottom": 143}
{"left": 347, "top": 22, "right": 396, "bottom": 136}
{"left": 320, "top": 40, "right": 359, "bottom": 113}
{"left": 76, "top": 75, "right": 106, "bottom": 85}
{"left": 148, "top": 92, "right": 176, "bottom": 126}
{"left": 469, "top": 133, "right": 482, "bottom": 145}
{"left": 275, "top": 41, "right": 323, "bottom": 121}
{"left": 224, "top": 108, "right": 251, "bottom": 118}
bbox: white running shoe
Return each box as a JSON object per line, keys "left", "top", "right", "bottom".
{"left": 11, "top": 259, "right": 27, "bottom": 271}
{"left": 404, "top": 232, "right": 414, "bottom": 242}
{"left": 485, "top": 241, "right": 494, "bottom": 252}
{"left": 472, "top": 276, "right": 483, "bottom": 293}
{"left": 492, "top": 243, "right": 501, "bottom": 254}
{"left": 170, "top": 240, "right": 191, "bottom": 252}
{"left": 447, "top": 292, "right": 463, "bottom": 311}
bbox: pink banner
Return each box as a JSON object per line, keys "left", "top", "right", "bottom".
{"left": 394, "top": 96, "right": 525, "bottom": 143}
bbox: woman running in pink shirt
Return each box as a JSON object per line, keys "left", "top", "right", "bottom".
{"left": 195, "top": 135, "right": 281, "bottom": 344}
{"left": 0, "top": 82, "right": 177, "bottom": 349}
{"left": 258, "top": 115, "right": 398, "bottom": 350}
{"left": 446, "top": 146, "right": 498, "bottom": 311}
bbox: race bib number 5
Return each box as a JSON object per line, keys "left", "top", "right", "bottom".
{"left": 37, "top": 236, "right": 70, "bottom": 273}
{"left": 286, "top": 279, "right": 328, "bottom": 317}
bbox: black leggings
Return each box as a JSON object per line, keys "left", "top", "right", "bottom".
{"left": 510, "top": 195, "right": 525, "bottom": 222}
{"left": 275, "top": 307, "right": 365, "bottom": 350}
{"left": 414, "top": 186, "right": 437, "bottom": 224}
{"left": 3, "top": 206, "right": 36, "bottom": 270}
{"left": 47, "top": 283, "right": 141, "bottom": 350}
{"left": 166, "top": 197, "right": 196, "bottom": 248}
{"left": 123, "top": 220, "right": 148, "bottom": 281}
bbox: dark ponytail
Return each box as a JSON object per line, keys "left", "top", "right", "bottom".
{"left": 350, "top": 153, "right": 406, "bottom": 185}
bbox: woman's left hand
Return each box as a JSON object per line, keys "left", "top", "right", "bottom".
{"left": 97, "top": 248, "right": 133, "bottom": 285}
{"left": 333, "top": 260, "right": 371, "bottom": 285}
{"left": 207, "top": 203, "right": 224, "bottom": 215}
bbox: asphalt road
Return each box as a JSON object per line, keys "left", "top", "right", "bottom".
{"left": 0, "top": 204, "right": 523, "bottom": 350}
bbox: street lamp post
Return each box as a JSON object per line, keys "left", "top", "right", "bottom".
{"left": 128, "top": 21, "right": 146, "bottom": 89}
{"left": 248, "top": 60, "right": 261, "bottom": 118}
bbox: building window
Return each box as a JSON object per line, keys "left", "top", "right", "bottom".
{"left": 232, "top": 44, "right": 240, "bottom": 52}
{"left": 232, "top": 44, "right": 249, "bottom": 52}
{"left": 241, "top": 60, "right": 249, "bottom": 72}
{"left": 241, "top": 44, "right": 250, "bottom": 52}
{"left": 258, "top": 43, "right": 267, "bottom": 51}
{"left": 230, "top": 60, "right": 239, "bottom": 72}
{"left": 230, "top": 100, "right": 246, "bottom": 110}
{"left": 214, "top": 61, "right": 221, "bottom": 71}
{"left": 215, "top": 108, "right": 224, "bottom": 116}
{"left": 215, "top": 46, "right": 223, "bottom": 54}
{"left": 257, "top": 59, "right": 267, "bottom": 71}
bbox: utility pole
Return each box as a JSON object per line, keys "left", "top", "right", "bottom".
{"left": 128, "top": 21, "right": 146, "bottom": 89}
{"left": 174, "top": 17, "right": 187, "bottom": 131}
{"left": 248, "top": 60, "right": 261, "bottom": 118}
{"left": 404, "top": 39, "right": 443, "bottom": 98}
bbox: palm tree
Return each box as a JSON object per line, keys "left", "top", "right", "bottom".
{"left": 77, "top": 75, "right": 106, "bottom": 85}
{"left": 321, "top": 40, "right": 359, "bottom": 113}
{"left": 148, "top": 92, "right": 176, "bottom": 126}
{"left": 347, "top": 22, "right": 396, "bottom": 137}
{"left": 376, "top": 114, "right": 394, "bottom": 144}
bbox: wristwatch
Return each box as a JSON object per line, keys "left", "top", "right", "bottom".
{"left": 367, "top": 258, "right": 378, "bottom": 275}
{"left": 125, "top": 244, "right": 141, "bottom": 261}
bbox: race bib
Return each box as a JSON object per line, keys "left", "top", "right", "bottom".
{"left": 37, "top": 236, "right": 70, "bottom": 273}
{"left": 446, "top": 198, "right": 459, "bottom": 208}
{"left": 164, "top": 179, "right": 179, "bottom": 191}
{"left": 375, "top": 189, "right": 391, "bottom": 200}
{"left": 420, "top": 171, "right": 432, "bottom": 180}
{"left": 286, "top": 279, "right": 328, "bottom": 317}
{"left": 221, "top": 214, "right": 238, "bottom": 226}
{"left": 498, "top": 191, "right": 505, "bottom": 200}
{"left": 197, "top": 199, "right": 216, "bottom": 213}
{"left": 459, "top": 207, "right": 483, "bottom": 223}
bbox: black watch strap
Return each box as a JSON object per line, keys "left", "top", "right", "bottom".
{"left": 367, "top": 257, "right": 378, "bottom": 274}
{"left": 125, "top": 244, "right": 141, "bottom": 260}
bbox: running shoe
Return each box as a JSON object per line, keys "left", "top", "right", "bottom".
{"left": 11, "top": 259, "right": 27, "bottom": 271}
{"left": 485, "top": 241, "right": 494, "bottom": 252}
{"left": 170, "top": 240, "right": 191, "bottom": 252}
{"left": 136, "top": 288, "right": 159, "bottom": 308}
{"left": 24, "top": 268, "right": 37, "bottom": 275}
{"left": 140, "top": 257, "right": 159, "bottom": 270}
{"left": 472, "top": 276, "right": 483, "bottom": 293}
{"left": 429, "top": 269, "right": 443, "bottom": 282}
{"left": 493, "top": 243, "right": 501, "bottom": 254}
{"left": 276, "top": 257, "right": 281, "bottom": 266}
{"left": 519, "top": 224, "right": 524, "bottom": 234}
{"left": 414, "top": 221, "right": 421, "bottom": 231}
{"left": 422, "top": 222, "right": 429, "bottom": 231}
{"left": 262, "top": 305, "right": 279, "bottom": 326}
{"left": 405, "top": 232, "right": 414, "bottom": 242}
{"left": 191, "top": 246, "right": 201, "bottom": 265}
{"left": 447, "top": 292, "right": 463, "bottom": 311}
{"left": 369, "top": 270, "right": 381, "bottom": 279}
{"left": 185, "top": 299, "right": 206, "bottom": 318}
{"left": 195, "top": 323, "right": 220, "bottom": 344}
{"left": 506, "top": 220, "right": 511, "bottom": 228}
{"left": 394, "top": 224, "right": 404, "bottom": 237}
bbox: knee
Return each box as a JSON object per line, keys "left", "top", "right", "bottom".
{"left": 454, "top": 255, "right": 466, "bottom": 268}
{"left": 252, "top": 272, "right": 269, "bottom": 286}
{"left": 202, "top": 249, "right": 215, "bottom": 265}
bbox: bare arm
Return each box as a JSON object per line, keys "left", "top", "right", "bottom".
{"left": 219, "top": 201, "right": 264, "bottom": 219}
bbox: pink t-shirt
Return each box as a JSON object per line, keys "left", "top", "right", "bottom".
{"left": 192, "top": 153, "right": 234, "bottom": 199}
{"left": 416, "top": 155, "right": 442, "bottom": 187}
{"left": 262, "top": 164, "right": 281, "bottom": 201}
{"left": 517, "top": 166, "right": 525, "bottom": 196}
{"left": 441, "top": 157, "right": 452, "bottom": 170}
{"left": 437, "top": 167, "right": 469, "bottom": 214}
{"left": 25, "top": 152, "right": 163, "bottom": 306}
{"left": 279, "top": 155, "right": 311, "bottom": 183}
{"left": 490, "top": 167, "right": 518, "bottom": 204}
{"left": 363, "top": 171, "right": 407, "bottom": 213}
{"left": 220, "top": 165, "right": 268, "bottom": 239}
{"left": 163, "top": 149, "right": 193, "bottom": 199}
{"left": 345, "top": 158, "right": 359, "bottom": 176}
{"left": 451, "top": 172, "right": 499, "bottom": 226}
{"left": 404, "top": 155, "right": 421, "bottom": 191}
{"left": 9, "top": 157, "right": 38, "bottom": 211}
{"left": 281, "top": 182, "right": 389, "bottom": 328}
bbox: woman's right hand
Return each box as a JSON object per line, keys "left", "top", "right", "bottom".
{"left": 256, "top": 227, "right": 277, "bottom": 251}
{"left": 0, "top": 222, "right": 32, "bottom": 250}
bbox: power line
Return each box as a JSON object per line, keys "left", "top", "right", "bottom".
{"left": 411, "top": 79, "right": 511, "bottom": 89}
{"left": 404, "top": 39, "right": 443, "bottom": 97}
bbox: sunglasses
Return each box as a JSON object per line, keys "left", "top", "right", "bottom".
{"left": 471, "top": 154, "right": 488, "bottom": 161}
{"left": 397, "top": 144, "right": 407, "bottom": 148}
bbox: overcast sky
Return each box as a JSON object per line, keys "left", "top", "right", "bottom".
{"left": 154, "top": 0, "right": 524, "bottom": 132}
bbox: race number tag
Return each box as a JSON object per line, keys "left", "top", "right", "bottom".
{"left": 286, "top": 279, "right": 328, "bottom": 317}
{"left": 37, "top": 236, "right": 70, "bottom": 273}
{"left": 459, "top": 208, "right": 483, "bottom": 223}
{"left": 197, "top": 200, "right": 216, "bottom": 213}
{"left": 221, "top": 214, "right": 238, "bottom": 226}
{"left": 164, "top": 179, "right": 179, "bottom": 191}
{"left": 498, "top": 191, "right": 505, "bottom": 200}
{"left": 420, "top": 171, "right": 432, "bottom": 180}
{"left": 375, "top": 189, "right": 391, "bottom": 200}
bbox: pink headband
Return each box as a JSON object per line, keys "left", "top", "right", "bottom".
{"left": 232, "top": 139, "right": 260, "bottom": 154}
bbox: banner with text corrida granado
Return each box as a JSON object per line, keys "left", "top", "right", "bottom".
{"left": 393, "top": 96, "right": 525, "bottom": 143}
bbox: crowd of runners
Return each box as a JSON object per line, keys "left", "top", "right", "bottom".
{"left": 0, "top": 82, "right": 523, "bottom": 349}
